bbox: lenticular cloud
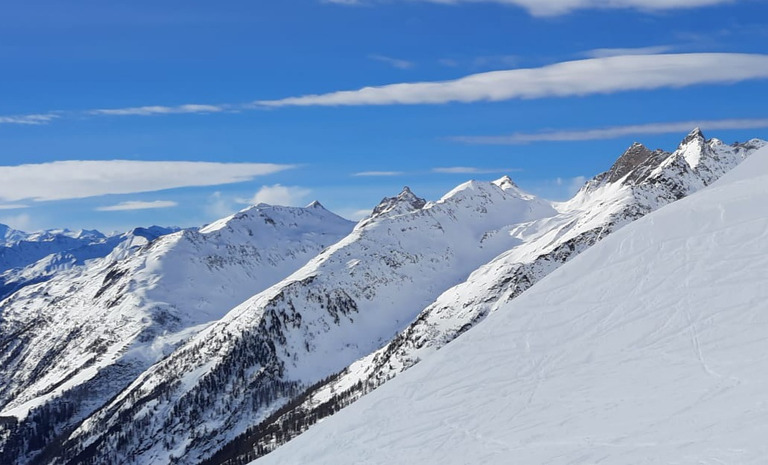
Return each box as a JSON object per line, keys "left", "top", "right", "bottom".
{"left": 257, "top": 53, "right": 768, "bottom": 107}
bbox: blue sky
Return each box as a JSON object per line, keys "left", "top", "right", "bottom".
{"left": 1, "top": 0, "right": 767, "bottom": 232}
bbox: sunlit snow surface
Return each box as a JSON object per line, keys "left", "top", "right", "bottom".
{"left": 258, "top": 146, "right": 768, "bottom": 465}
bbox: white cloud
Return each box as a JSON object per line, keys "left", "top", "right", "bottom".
{"left": 0, "top": 204, "right": 29, "bottom": 210}
{"left": 369, "top": 54, "right": 414, "bottom": 69}
{"left": 438, "top": 58, "right": 460, "bottom": 67}
{"left": 257, "top": 54, "right": 768, "bottom": 107}
{"left": 0, "top": 213, "right": 34, "bottom": 231}
{"left": 353, "top": 171, "right": 405, "bottom": 176}
{"left": 450, "top": 118, "right": 768, "bottom": 144}
{"left": 581, "top": 45, "right": 676, "bottom": 58}
{"left": 90, "top": 104, "right": 227, "bottom": 116}
{"left": 325, "top": 0, "right": 733, "bottom": 17}
{"left": 525, "top": 175, "right": 589, "bottom": 201}
{"left": 433, "top": 166, "right": 519, "bottom": 174}
{"left": 0, "top": 160, "right": 295, "bottom": 202}
{"left": 248, "top": 184, "right": 312, "bottom": 206}
{"left": 96, "top": 200, "right": 178, "bottom": 211}
{"left": 205, "top": 191, "right": 237, "bottom": 219}
{"left": 0, "top": 114, "right": 60, "bottom": 125}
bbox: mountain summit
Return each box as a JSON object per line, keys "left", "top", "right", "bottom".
{"left": 369, "top": 186, "right": 427, "bottom": 220}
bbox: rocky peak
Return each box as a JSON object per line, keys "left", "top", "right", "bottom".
{"left": 369, "top": 186, "right": 427, "bottom": 219}
{"left": 676, "top": 127, "right": 711, "bottom": 170}
{"left": 680, "top": 127, "right": 706, "bottom": 146}
{"left": 492, "top": 175, "right": 518, "bottom": 191}
{"left": 599, "top": 142, "right": 669, "bottom": 186}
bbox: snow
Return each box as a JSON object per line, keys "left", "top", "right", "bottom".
{"left": 0, "top": 204, "right": 353, "bottom": 420}
{"left": 293, "top": 131, "right": 763, "bottom": 420}
{"left": 57, "top": 178, "right": 559, "bottom": 464}
{"left": 257, "top": 146, "right": 768, "bottom": 465}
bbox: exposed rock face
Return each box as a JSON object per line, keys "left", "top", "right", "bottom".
{"left": 369, "top": 186, "right": 427, "bottom": 219}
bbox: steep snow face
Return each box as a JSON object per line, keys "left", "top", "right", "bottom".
{"left": 258, "top": 145, "right": 768, "bottom": 465}
{"left": 0, "top": 203, "right": 353, "bottom": 449}
{"left": 55, "top": 180, "right": 557, "bottom": 465}
{"left": 226, "top": 132, "right": 766, "bottom": 462}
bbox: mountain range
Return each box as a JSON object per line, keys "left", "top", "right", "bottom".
{"left": 0, "top": 129, "right": 765, "bottom": 465}
{"left": 256, "top": 140, "right": 768, "bottom": 465}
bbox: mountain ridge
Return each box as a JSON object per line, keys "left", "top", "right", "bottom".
{"left": 0, "top": 130, "right": 765, "bottom": 465}
{"left": 256, "top": 142, "right": 768, "bottom": 465}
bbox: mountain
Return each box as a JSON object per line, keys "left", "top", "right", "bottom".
{"left": 0, "top": 203, "right": 354, "bottom": 463}
{"left": 0, "top": 226, "right": 177, "bottom": 302}
{"left": 1, "top": 130, "right": 764, "bottom": 465}
{"left": 195, "top": 130, "right": 766, "bottom": 464}
{"left": 46, "top": 178, "right": 557, "bottom": 465}
{"left": 256, "top": 143, "right": 768, "bottom": 465}
{"left": 0, "top": 227, "right": 108, "bottom": 272}
{"left": 0, "top": 224, "right": 29, "bottom": 246}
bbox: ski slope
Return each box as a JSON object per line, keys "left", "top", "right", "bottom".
{"left": 257, "top": 145, "right": 768, "bottom": 465}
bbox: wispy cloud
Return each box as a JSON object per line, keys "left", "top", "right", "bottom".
{"left": 205, "top": 191, "right": 237, "bottom": 219}
{"left": 90, "top": 104, "right": 228, "bottom": 116}
{"left": 325, "top": 0, "right": 734, "bottom": 17}
{"left": 438, "top": 55, "right": 519, "bottom": 70}
{"left": 256, "top": 54, "right": 768, "bottom": 107}
{"left": 527, "top": 176, "right": 589, "bottom": 201}
{"left": 353, "top": 171, "right": 405, "bottom": 176}
{"left": 0, "top": 204, "right": 29, "bottom": 210}
{"left": 450, "top": 118, "right": 768, "bottom": 144}
{"left": 471, "top": 55, "right": 519, "bottom": 69}
{"left": 0, "top": 114, "right": 60, "bottom": 125}
{"left": 5, "top": 54, "right": 767, "bottom": 126}
{"left": 0, "top": 161, "right": 294, "bottom": 202}
{"left": 369, "top": 54, "right": 414, "bottom": 69}
{"left": 432, "top": 166, "right": 519, "bottom": 174}
{"left": 96, "top": 200, "right": 179, "bottom": 211}
{"left": 246, "top": 184, "right": 312, "bottom": 207}
{"left": 0, "top": 213, "right": 34, "bottom": 231}
{"left": 581, "top": 45, "right": 676, "bottom": 58}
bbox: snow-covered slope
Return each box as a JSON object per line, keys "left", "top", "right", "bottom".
{"left": 49, "top": 179, "right": 557, "bottom": 465}
{"left": 207, "top": 130, "right": 764, "bottom": 464}
{"left": 257, "top": 144, "right": 768, "bottom": 465}
{"left": 0, "top": 203, "right": 354, "bottom": 462}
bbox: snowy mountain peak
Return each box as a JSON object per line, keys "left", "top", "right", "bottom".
{"left": 492, "top": 175, "right": 518, "bottom": 191}
{"left": 676, "top": 127, "right": 709, "bottom": 169}
{"left": 369, "top": 186, "right": 427, "bottom": 219}
{"left": 0, "top": 224, "right": 27, "bottom": 246}
{"left": 305, "top": 200, "right": 325, "bottom": 209}
{"left": 199, "top": 202, "right": 348, "bottom": 235}
{"left": 681, "top": 126, "right": 706, "bottom": 145}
